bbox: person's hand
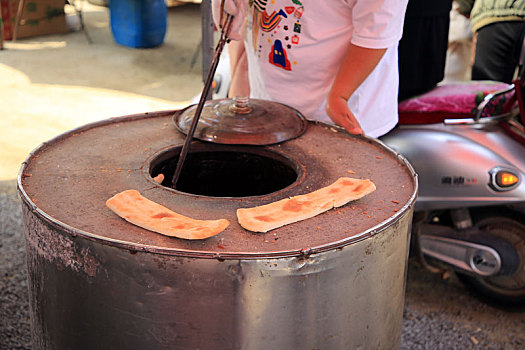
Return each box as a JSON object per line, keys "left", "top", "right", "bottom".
{"left": 212, "top": 0, "right": 248, "bottom": 41}
{"left": 326, "top": 94, "right": 364, "bottom": 135}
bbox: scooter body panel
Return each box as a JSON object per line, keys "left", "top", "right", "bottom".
{"left": 381, "top": 122, "right": 525, "bottom": 211}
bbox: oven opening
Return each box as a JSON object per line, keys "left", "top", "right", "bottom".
{"left": 149, "top": 144, "right": 299, "bottom": 197}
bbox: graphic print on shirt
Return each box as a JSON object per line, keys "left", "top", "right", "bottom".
{"left": 251, "top": 0, "right": 304, "bottom": 72}
{"left": 269, "top": 39, "right": 292, "bottom": 70}
{"left": 261, "top": 9, "right": 287, "bottom": 32}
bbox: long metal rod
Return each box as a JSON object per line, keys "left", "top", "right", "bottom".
{"left": 171, "top": 16, "right": 233, "bottom": 188}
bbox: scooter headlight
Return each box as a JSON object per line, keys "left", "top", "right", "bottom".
{"left": 489, "top": 167, "right": 521, "bottom": 191}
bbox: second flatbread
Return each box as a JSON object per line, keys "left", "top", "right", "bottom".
{"left": 237, "top": 177, "right": 376, "bottom": 232}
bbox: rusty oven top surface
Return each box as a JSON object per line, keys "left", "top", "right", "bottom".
{"left": 18, "top": 111, "right": 417, "bottom": 258}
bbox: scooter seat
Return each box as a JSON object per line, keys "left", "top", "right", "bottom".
{"left": 398, "top": 81, "right": 514, "bottom": 125}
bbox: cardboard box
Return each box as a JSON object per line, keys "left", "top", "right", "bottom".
{"left": 1, "top": 0, "right": 68, "bottom": 40}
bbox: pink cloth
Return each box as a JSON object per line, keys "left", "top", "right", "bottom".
{"left": 399, "top": 81, "right": 513, "bottom": 115}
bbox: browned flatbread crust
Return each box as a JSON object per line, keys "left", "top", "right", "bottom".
{"left": 106, "top": 190, "right": 229, "bottom": 240}
{"left": 237, "top": 177, "right": 376, "bottom": 232}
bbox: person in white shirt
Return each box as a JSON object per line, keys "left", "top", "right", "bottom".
{"left": 214, "top": 0, "right": 408, "bottom": 138}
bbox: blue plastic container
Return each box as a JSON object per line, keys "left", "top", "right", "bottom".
{"left": 110, "top": 0, "right": 167, "bottom": 48}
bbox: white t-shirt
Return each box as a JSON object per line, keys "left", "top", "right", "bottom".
{"left": 244, "top": 0, "right": 408, "bottom": 138}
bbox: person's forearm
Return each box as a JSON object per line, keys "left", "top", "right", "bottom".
{"left": 329, "top": 43, "right": 387, "bottom": 101}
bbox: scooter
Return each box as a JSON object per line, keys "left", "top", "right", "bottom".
{"left": 211, "top": 49, "right": 525, "bottom": 307}
{"left": 381, "top": 74, "right": 525, "bottom": 307}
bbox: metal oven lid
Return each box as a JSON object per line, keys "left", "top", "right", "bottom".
{"left": 173, "top": 97, "right": 308, "bottom": 145}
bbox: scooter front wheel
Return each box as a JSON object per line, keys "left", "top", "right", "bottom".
{"left": 458, "top": 215, "right": 525, "bottom": 308}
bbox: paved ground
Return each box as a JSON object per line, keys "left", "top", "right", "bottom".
{"left": 1, "top": 2, "right": 525, "bottom": 349}
{"left": 0, "top": 2, "right": 202, "bottom": 181}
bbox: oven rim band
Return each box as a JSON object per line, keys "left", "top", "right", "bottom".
{"left": 17, "top": 111, "right": 419, "bottom": 260}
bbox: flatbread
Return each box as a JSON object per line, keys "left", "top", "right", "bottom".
{"left": 106, "top": 190, "right": 229, "bottom": 240}
{"left": 237, "top": 177, "right": 376, "bottom": 232}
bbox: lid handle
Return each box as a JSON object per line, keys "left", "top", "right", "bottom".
{"left": 229, "top": 96, "right": 253, "bottom": 114}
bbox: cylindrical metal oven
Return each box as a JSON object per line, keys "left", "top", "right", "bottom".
{"left": 18, "top": 110, "right": 417, "bottom": 349}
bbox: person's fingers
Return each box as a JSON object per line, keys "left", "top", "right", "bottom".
{"left": 212, "top": 0, "right": 239, "bottom": 28}
{"left": 326, "top": 99, "right": 363, "bottom": 135}
{"left": 345, "top": 112, "right": 364, "bottom": 135}
{"left": 339, "top": 114, "right": 364, "bottom": 135}
{"left": 213, "top": 0, "right": 246, "bottom": 41}
{"left": 347, "top": 125, "right": 364, "bottom": 135}
{"left": 223, "top": 0, "right": 239, "bottom": 16}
